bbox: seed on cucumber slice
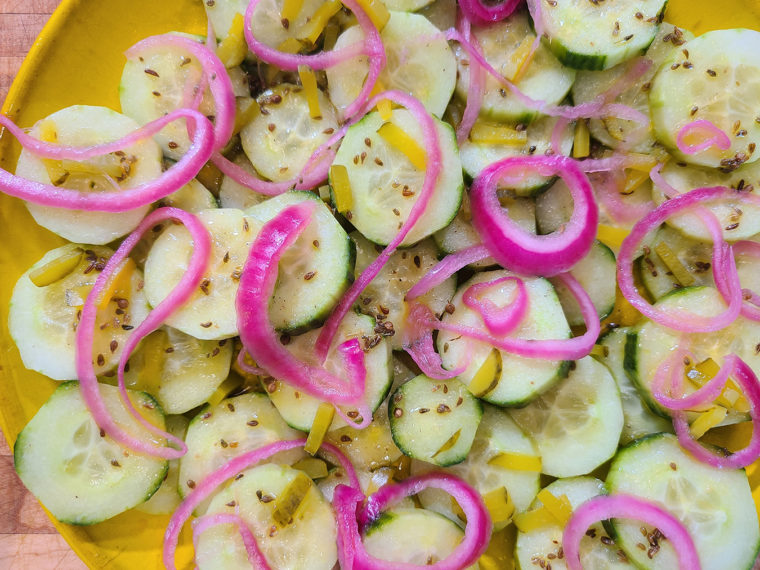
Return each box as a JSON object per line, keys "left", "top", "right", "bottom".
{"left": 14, "top": 382, "right": 168, "bottom": 525}
{"left": 538, "top": 0, "right": 667, "bottom": 71}
{"left": 240, "top": 84, "right": 340, "bottom": 183}
{"left": 509, "top": 356, "right": 624, "bottom": 478}
{"left": 412, "top": 405, "right": 540, "bottom": 526}
{"left": 352, "top": 233, "right": 455, "bottom": 351}
{"left": 195, "top": 463, "right": 337, "bottom": 570}
{"left": 122, "top": 327, "right": 233, "bottom": 415}
{"left": 331, "top": 108, "right": 463, "bottom": 246}
{"left": 607, "top": 433, "right": 760, "bottom": 570}
{"left": 247, "top": 191, "right": 355, "bottom": 333}
{"left": 9, "top": 243, "right": 150, "bottom": 381}
{"left": 438, "top": 270, "right": 571, "bottom": 407}
{"left": 178, "top": 393, "right": 305, "bottom": 504}
{"left": 14, "top": 105, "right": 160, "bottom": 245}
{"left": 515, "top": 477, "right": 632, "bottom": 570}
{"left": 460, "top": 117, "right": 574, "bottom": 196}
{"left": 144, "top": 208, "right": 262, "bottom": 340}
{"left": 650, "top": 159, "right": 760, "bottom": 242}
{"left": 264, "top": 312, "right": 392, "bottom": 431}
{"left": 326, "top": 11, "right": 456, "bottom": 118}
{"left": 453, "top": 10, "right": 576, "bottom": 123}
{"left": 650, "top": 28, "right": 760, "bottom": 169}
{"left": 363, "top": 508, "right": 478, "bottom": 568}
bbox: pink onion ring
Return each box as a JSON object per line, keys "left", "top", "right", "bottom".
{"left": 163, "top": 438, "right": 359, "bottom": 570}
{"left": 455, "top": 13, "right": 485, "bottom": 145}
{"left": 676, "top": 120, "right": 731, "bottom": 156}
{"left": 458, "top": 0, "right": 522, "bottom": 25}
{"left": 563, "top": 495, "right": 701, "bottom": 570}
{"left": 651, "top": 346, "right": 731, "bottom": 411}
{"left": 403, "top": 302, "right": 466, "bottom": 380}
{"left": 462, "top": 275, "right": 528, "bottom": 336}
{"left": 0, "top": 109, "right": 214, "bottom": 211}
{"left": 470, "top": 155, "right": 598, "bottom": 276}
{"left": 593, "top": 170, "right": 655, "bottom": 226}
{"left": 406, "top": 244, "right": 490, "bottom": 301}
{"left": 76, "top": 208, "right": 211, "bottom": 460}
{"left": 192, "top": 514, "right": 270, "bottom": 570}
{"left": 334, "top": 472, "right": 491, "bottom": 570}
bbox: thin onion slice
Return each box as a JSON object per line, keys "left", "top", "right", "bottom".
{"left": 75, "top": 207, "right": 212, "bottom": 460}
{"left": 470, "top": 155, "right": 598, "bottom": 276}
{"left": 462, "top": 275, "right": 528, "bottom": 336}
{"left": 458, "top": 0, "right": 522, "bottom": 25}
{"left": 651, "top": 346, "right": 731, "bottom": 412}
{"left": 562, "top": 495, "right": 701, "bottom": 570}
{"left": 594, "top": 170, "right": 655, "bottom": 226}
{"left": 163, "top": 438, "right": 359, "bottom": 570}
{"left": 406, "top": 244, "right": 490, "bottom": 301}
{"left": 403, "top": 302, "right": 466, "bottom": 380}
{"left": 455, "top": 14, "right": 485, "bottom": 145}
{"left": 676, "top": 120, "right": 731, "bottom": 156}
{"left": 334, "top": 472, "right": 491, "bottom": 570}
{"left": 192, "top": 513, "right": 270, "bottom": 570}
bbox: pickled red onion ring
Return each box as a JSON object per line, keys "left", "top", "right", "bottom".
{"left": 676, "top": 119, "right": 732, "bottom": 155}
{"left": 563, "top": 495, "right": 701, "bottom": 570}
{"left": 455, "top": 14, "right": 485, "bottom": 145}
{"left": 76, "top": 208, "right": 211, "bottom": 460}
{"left": 651, "top": 346, "right": 731, "bottom": 411}
{"left": 403, "top": 302, "right": 466, "bottom": 380}
{"left": 462, "top": 275, "right": 528, "bottom": 336}
{"left": 406, "top": 244, "right": 491, "bottom": 301}
{"left": 458, "top": 0, "right": 522, "bottom": 25}
{"left": 192, "top": 514, "right": 270, "bottom": 570}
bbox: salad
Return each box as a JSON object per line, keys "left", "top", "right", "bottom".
{"left": 2, "top": 0, "right": 760, "bottom": 568}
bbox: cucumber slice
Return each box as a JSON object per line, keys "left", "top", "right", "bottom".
{"left": 330, "top": 108, "right": 463, "bottom": 246}
{"left": 122, "top": 327, "right": 234, "bottom": 415}
{"left": 438, "top": 270, "right": 572, "bottom": 407}
{"left": 264, "top": 312, "right": 392, "bottom": 431}
{"left": 650, "top": 28, "right": 760, "bottom": 169}
{"left": 159, "top": 178, "right": 218, "bottom": 212}
{"left": 413, "top": 405, "right": 540, "bottom": 525}
{"left": 352, "top": 233, "right": 455, "bottom": 351}
{"left": 538, "top": 0, "right": 667, "bottom": 71}
{"left": 460, "top": 117, "right": 574, "bottom": 196}
{"left": 363, "top": 508, "right": 477, "bottom": 568}
{"left": 178, "top": 393, "right": 305, "bottom": 502}
{"left": 453, "top": 10, "right": 576, "bottom": 123}
{"left": 607, "top": 433, "right": 760, "bottom": 570}
{"left": 551, "top": 240, "right": 617, "bottom": 327}
{"left": 389, "top": 374, "right": 483, "bottom": 467}
{"left": 509, "top": 356, "right": 624, "bottom": 478}
{"left": 144, "top": 208, "right": 261, "bottom": 340}
{"left": 219, "top": 154, "right": 270, "bottom": 210}
{"left": 195, "top": 463, "right": 337, "bottom": 570}
{"left": 571, "top": 23, "right": 695, "bottom": 152}
{"left": 625, "top": 286, "right": 760, "bottom": 421}
{"left": 326, "top": 11, "right": 456, "bottom": 118}
{"left": 14, "top": 382, "right": 168, "bottom": 525}
{"left": 240, "top": 84, "right": 340, "bottom": 183}
{"left": 8, "top": 243, "right": 150, "bottom": 381}
{"left": 136, "top": 414, "right": 189, "bottom": 515}
{"left": 515, "top": 477, "right": 632, "bottom": 570}
{"left": 596, "top": 327, "right": 672, "bottom": 446}
{"left": 650, "top": 159, "right": 760, "bottom": 242}
{"left": 247, "top": 191, "right": 354, "bottom": 333}
{"left": 14, "top": 105, "right": 160, "bottom": 244}
{"left": 203, "top": 0, "right": 249, "bottom": 42}
{"left": 247, "top": 0, "right": 325, "bottom": 52}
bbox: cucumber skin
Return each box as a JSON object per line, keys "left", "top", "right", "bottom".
{"left": 484, "top": 359, "right": 572, "bottom": 409}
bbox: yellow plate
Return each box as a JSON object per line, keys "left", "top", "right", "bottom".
{"left": 1, "top": 0, "right": 760, "bottom": 568}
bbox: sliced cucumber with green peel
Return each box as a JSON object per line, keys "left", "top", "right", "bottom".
{"left": 144, "top": 208, "right": 261, "bottom": 340}
{"left": 454, "top": 10, "right": 576, "bottom": 123}
{"left": 438, "top": 270, "right": 571, "bottom": 407}
{"left": 178, "top": 393, "right": 305, "bottom": 503}
{"left": 352, "top": 233, "right": 455, "bottom": 351}
{"left": 650, "top": 159, "right": 760, "bottom": 241}
{"left": 650, "top": 28, "right": 760, "bottom": 169}
{"left": 460, "top": 117, "right": 574, "bottom": 196}
{"left": 241, "top": 84, "right": 340, "bottom": 183}
{"left": 326, "top": 11, "right": 456, "bottom": 118}
{"left": 264, "top": 312, "right": 392, "bottom": 431}
{"left": 551, "top": 240, "right": 616, "bottom": 327}
{"left": 538, "top": 0, "right": 667, "bottom": 70}
{"left": 596, "top": 327, "right": 672, "bottom": 445}
{"left": 624, "top": 286, "right": 760, "bottom": 421}
{"left": 9, "top": 243, "right": 150, "bottom": 381}
{"left": 330, "top": 108, "right": 463, "bottom": 246}
{"left": 363, "top": 508, "right": 477, "bottom": 568}
{"left": 413, "top": 405, "right": 540, "bottom": 525}
{"left": 247, "top": 191, "right": 354, "bottom": 333}
{"left": 509, "top": 356, "right": 624, "bottom": 478}
{"left": 14, "top": 382, "right": 168, "bottom": 525}
{"left": 607, "top": 433, "right": 760, "bottom": 570}
{"left": 195, "top": 463, "right": 337, "bottom": 570}
{"left": 389, "top": 374, "right": 482, "bottom": 467}
{"left": 122, "top": 327, "right": 233, "bottom": 415}
{"left": 15, "top": 105, "right": 160, "bottom": 244}
{"left": 515, "top": 477, "right": 632, "bottom": 570}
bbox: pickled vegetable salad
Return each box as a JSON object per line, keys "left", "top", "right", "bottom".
{"left": 3, "top": 0, "right": 760, "bottom": 568}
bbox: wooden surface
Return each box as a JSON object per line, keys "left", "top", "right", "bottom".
{"left": 0, "top": 2, "right": 87, "bottom": 568}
